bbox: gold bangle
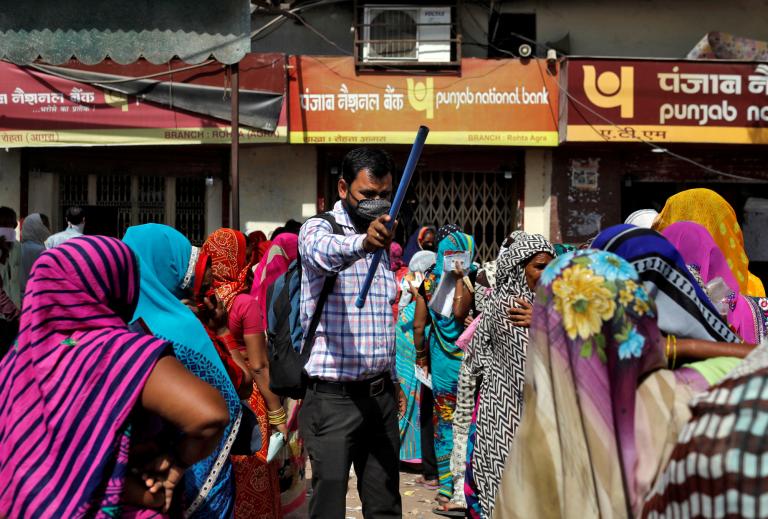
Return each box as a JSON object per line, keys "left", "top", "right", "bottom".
{"left": 268, "top": 408, "right": 287, "bottom": 425}
{"left": 666, "top": 334, "right": 671, "bottom": 360}
{"left": 453, "top": 295, "right": 463, "bottom": 301}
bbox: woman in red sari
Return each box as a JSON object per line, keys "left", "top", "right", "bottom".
{"left": 196, "top": 228, "right": 286, "bottom": 518}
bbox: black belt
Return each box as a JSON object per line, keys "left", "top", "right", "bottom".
{"left": 308, "top": 373, "right": 390, "bottom": 397}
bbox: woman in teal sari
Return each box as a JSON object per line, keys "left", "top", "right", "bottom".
{"left": 396, "top": 250, "right": 436, "bottom": 463}
{"left": 123, "top": 224, "right": 241, "bottom": 518}
{"left": 414, "top": 225, "right": 476, "bottom": 504}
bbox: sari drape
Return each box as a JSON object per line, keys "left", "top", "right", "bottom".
{"left": 495, "top": 250, "right": 694, "bottom": 518}
{"left": 124, "top": 224, "right": 241, "bottom": 518}
{"left": 0, "top": 236, "right": 168, "bottom": 518}
{"left": 464, "top": 232, "right": 554, "bottom": 517}
{"left": 423, "top": 228, "right": 476, "bottom": 499}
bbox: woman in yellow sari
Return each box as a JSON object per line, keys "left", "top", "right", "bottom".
{"left": 652, "top": 188, "right": 765, "bottom": 297}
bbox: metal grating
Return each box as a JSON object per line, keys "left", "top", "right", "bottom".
{"left": 412, "top": 170, "right": 518, "bottom": 262}
{"left": 176, "top": 177, "right": 206, "bottom": 246}
{"left": 137, "top": 176, "right": 166, "bottom": 225}
{"left": 59, "top": 174, "right": 88, "bottom": 207}
{"left": 96, "top": 175, "right": 131, "bottom": 207}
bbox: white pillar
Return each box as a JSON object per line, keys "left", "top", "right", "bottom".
{"left": 523, "top": 149, "right": 553, "bottom": 239}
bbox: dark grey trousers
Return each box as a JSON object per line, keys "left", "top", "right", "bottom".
{"left": 299, "top": 379, "right": 402, "bottom": 519}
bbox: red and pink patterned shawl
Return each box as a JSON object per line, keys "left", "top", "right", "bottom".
{"left": 0, "top": 236, "right": 169, "bottom": 518}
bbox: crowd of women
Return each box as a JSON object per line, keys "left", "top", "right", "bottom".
{"left": 0, "top": 220, "right": 306, "bottom": 518}
{"left": 395, "top": 188, "right": 768, "bottom": 518}
{"left": 4, "top": 186, "right": 768, "bottom": 518}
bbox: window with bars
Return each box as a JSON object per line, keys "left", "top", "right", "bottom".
{"left": 411, "top": 170, "right": 519, "bottom": 261}
{"left": 59, "top": 174, "right": 206, "bottom": 243}
{"left": 176, "top": 177, "right": 206, "bottom": 246}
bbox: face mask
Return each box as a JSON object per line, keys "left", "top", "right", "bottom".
{"left": 345, "top": 194, "right": 391, "bottom": 232}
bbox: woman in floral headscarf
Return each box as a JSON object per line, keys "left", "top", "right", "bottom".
{"left": 495, "top": 250, "right": 696, "bottom": 518}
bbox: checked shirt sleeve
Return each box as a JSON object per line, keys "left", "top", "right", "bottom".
{"left": 299, "top": 218, "right": 367, "bottom": 275}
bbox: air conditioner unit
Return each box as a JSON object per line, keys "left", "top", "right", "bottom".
{"left": 362, "top": 6, "right": 452, "bottom": 63}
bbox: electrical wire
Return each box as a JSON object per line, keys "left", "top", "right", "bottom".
{"left": 26, "top": 60, "right": 218, "bottom": 84}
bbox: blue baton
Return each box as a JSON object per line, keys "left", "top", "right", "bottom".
{"left": 355, "top": 125, "right": 430, "bottom": 309}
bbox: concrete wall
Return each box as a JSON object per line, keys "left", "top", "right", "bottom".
{"left": 239, "top": 144, "right": 317, "bottom": 237}
{"left": 493, "top": 0, "right": 768, "bottom": 58}
{"left": 252, "top": 1, "right": 768, "bottom": 59}
{"left": 0, "top": 150, "right": 21, "bottom": 216}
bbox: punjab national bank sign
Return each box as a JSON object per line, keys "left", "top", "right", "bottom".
{"left": 288, "top": 56, "right": 559, "bottom": 146}
{"left": 563, "top": 58, "right": 768, "bottom": 144}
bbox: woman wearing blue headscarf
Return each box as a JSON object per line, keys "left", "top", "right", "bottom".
{"left": 123, "top": 224, "right": 241, "bottom": 518}
{"left": 413, "top": 225, "right": 476, "bottom": 505}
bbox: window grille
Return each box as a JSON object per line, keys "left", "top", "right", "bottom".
{"left": 176, "top": 177, "right": 206, "bottom": 246}
{"left": 412, "top": 170, "right": 518, "bottom": 262}
{"left": 137, "top": 176, "right": 166, "bottom": 225}
{"left": 59, "top": 174, "right": 88, "bottom": 208}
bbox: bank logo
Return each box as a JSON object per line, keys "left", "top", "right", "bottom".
{"left": 582, "top": 65, "right": 634, "bottom": 118}
{"left": 105, "top": 91, "right": 129, "bottom": 112}
{"left": 407, "top": 77, "right": 434, "bottom": 119}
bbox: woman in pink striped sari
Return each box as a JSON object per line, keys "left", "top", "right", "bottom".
{"left": 0, "top": 236, "right": 230, "bottom": 518}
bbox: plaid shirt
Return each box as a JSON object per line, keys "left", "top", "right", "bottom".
{"left": 299, "top": 201, "right": 397, "bottom": 382}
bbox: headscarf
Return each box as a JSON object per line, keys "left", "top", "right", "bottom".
{"left": 663, "top": 221, "right": 768, "bottom": 345}
{"left": 398, "top": 250, "right": 436, "bottom": 309}
{"left": 625, "top": 209, "right": 659, "bottom": 228}
{"left": 424, "top": 228, "right": 476, "bottom": 353}
{"left": 403, "top": 225, "right": 436, "bottom": 264}
{"left": 465, "top": 231, "right": 554, "bottom": 516}
{"left": 643, "top": 340, "right": 768, "bottom": 516}
{"left": 390, "top": 242, "right": 405, "bottom": 271}
{"left": 251, "top": 232, "right": 299, "bottom": 328}
{"left": 247, "top": 230, "right": 268, "bottom": 265}
{"left": 198, "top": 229, "right": 250, "bottom": 311}
{"left": 20, "top": 213, "right": 50, "bottom": 295}
{"left": 653, "top": 188, "right": 765, "bottom": 296}
{"left": 123, "top": 223, "right": 240, "bottom": 518}
{"left": 436, "top": 223, "right": 462, "bottom": 245}
{"left": 593, "top": 224, "right": 740, "bottom": 343}
{"left": 553, "top": 243, "right": 577, "bottom": 256}
{"left": 495, "top": 250, "right": 671, "bottom": 517}
{"left": 0, "top": 236, "right": 168, "bottom": 518}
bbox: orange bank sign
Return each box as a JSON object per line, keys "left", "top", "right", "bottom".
{"left": 288, "top": 56, "right": 559, "bottom": 146}
{"left": 563, "top": 58, "right": 768, "bottom": 144}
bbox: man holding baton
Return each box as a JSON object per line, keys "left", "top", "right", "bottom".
{"left": 299, "top": 147, "right": 405, "bottom": 518}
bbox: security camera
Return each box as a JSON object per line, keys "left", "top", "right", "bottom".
{"left": 518, "top": 44, "right": 532, "bottom": 58}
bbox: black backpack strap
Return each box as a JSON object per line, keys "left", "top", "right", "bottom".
{"left": 299, "top": 212, "right": 343, "bottom": 363}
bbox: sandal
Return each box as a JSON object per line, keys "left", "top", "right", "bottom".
{"left": 432, "top": 504, "right": 467, "bottom": 518}
{"left": 415, "top": 475, "right": 439, "bottom": 490}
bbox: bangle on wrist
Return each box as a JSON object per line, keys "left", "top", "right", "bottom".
{"left": 268, "top": 407, "right": 287, "bottom": 425}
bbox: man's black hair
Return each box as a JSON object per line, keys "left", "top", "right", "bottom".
{"left": 341, "top": 147, "right": 395, "bottom": 186}
{"left": 65, "top": 206, "right": 85, "bottom": 225}
{"left": 0, "top": 206, "right": 17, "bottom": 229}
